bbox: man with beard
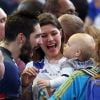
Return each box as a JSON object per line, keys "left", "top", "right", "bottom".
{"left": 0, "top": 11, "right": 42, "bottom": 99}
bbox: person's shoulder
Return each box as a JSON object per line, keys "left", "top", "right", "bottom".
{"left": 53, "top": 56, "right": 67, "bottom": 65}
{"left": 61, "top": 58, "right": 77, "bottom": 69}
{"left": 70, "top": 70, "right": 88, "bottom": 79}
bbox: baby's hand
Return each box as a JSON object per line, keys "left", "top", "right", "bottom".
{"left": 37, "top": 79, "right": 50, "bottom": 89}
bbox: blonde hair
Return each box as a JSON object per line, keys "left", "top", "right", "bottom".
{"left": 85, "top": 25, "right": 100, "bottom": 41}
{"left": 68, "top": 33, "right": 95, "bottom": 60}
{"left": 58, "top": 14, "right": 84, "bottom": 43}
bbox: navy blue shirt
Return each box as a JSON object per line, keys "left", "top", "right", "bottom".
{"left": 0, "top": 47, "right": 20, "bottom": 99}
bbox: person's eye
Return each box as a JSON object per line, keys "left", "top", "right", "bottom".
{"left": 67, "top": 9, "right": 76, "bottom": 15}
{"left": 35, "top": 34, "right": 41, "bottom": 38}
{"left": 51, "top": 31, "right": 58, "bottom": 36}
{"left": 41, "top": 34, "right": 47, "bottom": 38}
{"left": 0, "top": 18, "right": 6, "bottom": 23}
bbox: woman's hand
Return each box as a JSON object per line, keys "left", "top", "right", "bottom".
{"left": 21, "top": 67, "right": 38, "bottom": 87}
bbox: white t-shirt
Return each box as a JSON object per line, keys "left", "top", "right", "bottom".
{"left": 26, "top": 57, "right": 73, "bottom": 88}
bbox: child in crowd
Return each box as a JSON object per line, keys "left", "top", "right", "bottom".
{"left": 63, "top": 33, "right": 95, "bottom": 70}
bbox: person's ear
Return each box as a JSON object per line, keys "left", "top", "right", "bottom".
{"left": 60, "top": 28, "right": 65, "bottom": 42}
{"left": 16, "top": 33, "right": 26, "bottom": 44}
{"left": 75, "top": 49, "right": 81, "bottom": 57}
{"left": 60, "top": 29, "right": 63, "bottom": 36}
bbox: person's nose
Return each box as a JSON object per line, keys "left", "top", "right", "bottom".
{"left": 48, "top": 35, "right": 53, "bottom": 41}
{"left": 38, "top": 36, "right": 43, "bottom": 45}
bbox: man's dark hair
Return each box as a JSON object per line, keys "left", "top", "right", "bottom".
{"left": 70, "top": 0, "right": 88, "bottom": 21}
{"left": 5, "top": 11, "right": 39, "bottom": 42}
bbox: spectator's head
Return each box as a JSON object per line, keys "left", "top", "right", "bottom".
{"left": 0, "top": 8, "right": 7, "bottom": 41}
{"left": 32, "top": 13, "right": 65, "bottom": 61}
{"left": 44, "top": 0, "right": 76, "bottom": 18}
{"left": 3, "top": 11, "right": 42, "bottom": 60}
{"left": 5, "top": 11, "right": 42, "bottom": 48}
{"left": 17, "top": 0, "right": 45, "bottom": 62}
{"left": 58, "top": 14, "right": 84, "bottom": 43}
{"left": 94, "top": 0, "right": 100, "bottom": 8}
{"left": 85, "top": 25, "right": 100, "bottom": 41}
{"left": 71, "top": 0, "right": 88, "bottom": 21}
{"left": 63, "top": 33, "right": 95, "bottom": 61}
{"left": 17, "top": 0, "right": 45, "bottom": 17}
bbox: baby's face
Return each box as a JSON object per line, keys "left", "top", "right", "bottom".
{"left": 63, "top": 43, "right": 77, "bottom": 59}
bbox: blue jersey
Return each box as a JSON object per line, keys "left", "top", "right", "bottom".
{"left": 0, "top": 47, "right": 20, "bottom": 99}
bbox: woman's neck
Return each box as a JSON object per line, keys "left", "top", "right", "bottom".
{"left": 45, "top": 53, "right": 64, "bottom": 63}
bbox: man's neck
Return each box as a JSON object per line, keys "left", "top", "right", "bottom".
{"left": 0, "top": 41, "right": 20, "bottom": 60}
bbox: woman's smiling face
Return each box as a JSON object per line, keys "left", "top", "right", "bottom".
{"left": 40, "top": 24, "right": 62, "bottom": 58}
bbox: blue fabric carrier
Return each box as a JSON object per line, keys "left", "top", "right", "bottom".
{"left": 82, "top": 68, "right": 100, "bottom": 100}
